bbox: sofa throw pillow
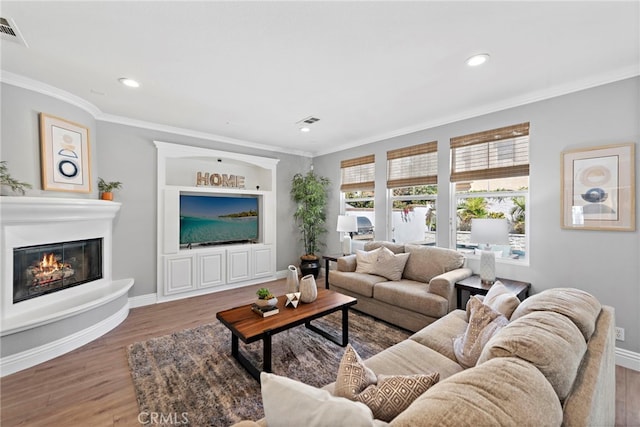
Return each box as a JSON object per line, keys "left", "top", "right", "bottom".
{"left": 334, "top": 344, "right": 378, "bottom": 399}
{"left": 372, "top": 247, "right": 410, "bottom": 281}
{"left": 260, "top": 372, "right": 382, "bottom": 427}
{"left": 483, "top": 281, "right": 520, "bottom": 320}
{"left": 355, "top": 247, "right": 383, "bottom": 275}
{"left": 454, "top": 296, "right": 509, "bottom": 368}
{"left": 354, "top": 373, "right": 439, "bottom": 422}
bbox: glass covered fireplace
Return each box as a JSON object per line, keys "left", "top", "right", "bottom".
{"left": 13, "top": 238, "right": 103, "bottom": 303}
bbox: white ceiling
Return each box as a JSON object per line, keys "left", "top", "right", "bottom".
{"left": 1, "top": 1, "right": 638, "bottom": 157}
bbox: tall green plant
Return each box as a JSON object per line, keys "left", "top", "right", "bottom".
{"left": 290, "top": 171, "right": 330, "bottom": 258}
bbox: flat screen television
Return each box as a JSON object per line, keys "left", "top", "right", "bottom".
{"left": 180, "top": 194, "right": 259, "bottom": 247}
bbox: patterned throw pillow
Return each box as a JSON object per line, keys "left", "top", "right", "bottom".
{"left": 355, "top": 247, "right": 383, "bottom": 275}
{"left": 372, "top": 247, "right": 410, "bottom": 281}
{"left": 335, "top": 344, "right": 439, "bottom": 421}
{"left": 354, "top": 373, "right": 440, "bottom": 422}
{"left": 334, "top": 344, "right": 377, "bottom": 399}
{"left": 454, "top": 296, "right": 509, "bottom": 368}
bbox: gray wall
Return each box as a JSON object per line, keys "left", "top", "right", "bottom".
{"left": 2, "top": 78, "right": 638, "bottom": 356}
{"left": 314, "top": 77, "right": 640, "bottom": 354}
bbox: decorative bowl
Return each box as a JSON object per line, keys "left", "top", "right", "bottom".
{"left": 255, "top": 297, "right": 278, "bottom": 308}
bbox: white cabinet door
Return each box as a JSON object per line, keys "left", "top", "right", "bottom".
{"left": 164, "top": 254, "right": 195, "bottom": 294}
{"left": 227, "top": 247, "right": 251, "bottom": 283}
{"left": 198, "top": 250, "right": 226, "bottom": 288}
{"left": 253, "top": 246, "right": 273, "bottom": 278}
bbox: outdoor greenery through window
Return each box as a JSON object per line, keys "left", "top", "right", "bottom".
{"left": 340, "top": 155, "right": 375, "bottom": 241}
{"left": 451, "top": 123, "right": 530, "bottom": 259}
{"left": 387, "top": 141, "right": 438, "bottom": 245}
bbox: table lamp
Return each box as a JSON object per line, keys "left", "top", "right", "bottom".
{"left": 470, "top": 218, "right": 510, "bottom": 285}
{"left": 337, "top": 215, "right": 358, "bottom": 255}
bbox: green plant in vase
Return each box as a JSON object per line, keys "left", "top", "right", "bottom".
{"left": 98, "top": 177, "right": 123, "bottom": 201}
{"left": 0, "top": 161, "right": 32, "bottom": 195}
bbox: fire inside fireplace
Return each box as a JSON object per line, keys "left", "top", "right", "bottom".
{"left": 13, "top": 238, "right": 103, "bottom": 303}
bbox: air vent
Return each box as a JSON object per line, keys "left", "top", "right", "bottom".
{"left": 296, "top": 116, "right": 321, "bottom": 125}
{"left": 1, "top": 17, "right": 28, "bottom": 47}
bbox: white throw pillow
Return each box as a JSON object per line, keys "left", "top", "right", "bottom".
{"left": 260, "top": 372, "right": 386, "bottom": 427}
{"left": 355, "top": 247, "right": 383, "bottom": 274}
{"left": 372, "top": 247, "right": 410, "bottom": 281}
{"left": 483, "top": 281, "right": 520, "bottom": 319}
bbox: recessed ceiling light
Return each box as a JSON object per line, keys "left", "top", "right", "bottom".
{"left": 300, "top": 126, "right": 311, "bottom": 133}
{"left": 118, "top": 77, "right": 140, "bottom": 88}
{"left": 465, "top": 53, "right": 490, "bottom": 67}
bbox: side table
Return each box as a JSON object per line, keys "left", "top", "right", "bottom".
{"left": 322, "top": 254, "right": 344, "bottom": 289}
{"left": 455, "top": 274, "right": 531, "bottom": 309}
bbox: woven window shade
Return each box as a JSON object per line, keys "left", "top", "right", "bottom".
{"left": 450, "top": 123, "right": 530, "bottom": 182}
{"left": 340, "top": 154, "right": 375, "bottom": 191}
{"left": 387, "top": 141, "right": 438, "bottom": 188}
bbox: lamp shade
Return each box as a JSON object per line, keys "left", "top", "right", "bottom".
{"left": 337, "top": 215, "right": 358, "bottom": 233}
{"left": 470, "top": 218, "right": 509, "bottom": 245}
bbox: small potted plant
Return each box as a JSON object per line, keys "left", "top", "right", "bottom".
{"left": 0, "top": 161, "right": 32, "bottom": 196}
{"left": 98, "top": 177, "right": 123, "bottom": 201}
{"left": 256, "top": 287, "right": 278, "bottom": 308}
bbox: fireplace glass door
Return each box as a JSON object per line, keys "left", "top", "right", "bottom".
{"left": 13, "top": 238, "right": 103, "bottom": 303}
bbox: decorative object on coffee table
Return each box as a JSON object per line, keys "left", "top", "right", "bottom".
{"left": 299, "top": 274, "right": 318, "bottom": 303}
{"left": 285, "top": 292, "right": 301, "bottom": 308}
{"left": 470, "top": 218, "right": 509, "bottom": 285}
{"left": 256, "top": 287, "right": 278, "bottom": 308}
{"left": 286, "top": 265, "right": 299, "bottom": 292}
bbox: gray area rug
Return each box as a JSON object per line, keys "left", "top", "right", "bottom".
{"left": 127, "top": 309, "right": 410, "bottom": 427}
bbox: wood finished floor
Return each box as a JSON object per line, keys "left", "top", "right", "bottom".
{"left": 1, "top": 278, "right": 639, "bottom": 426}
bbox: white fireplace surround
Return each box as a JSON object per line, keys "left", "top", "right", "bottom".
{"left": 0, "top": 197, "right": 133, "bottom": 375}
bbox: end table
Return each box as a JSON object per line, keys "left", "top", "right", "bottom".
{"left": 455, "top": 274, "right": 531, "bottom": 309}
{"left": 322, "top": 254, "right": 344, "bottom": 289}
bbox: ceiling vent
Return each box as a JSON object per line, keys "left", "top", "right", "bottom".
{"left": 1, "top": 17, "right": 28, "bottom": 47}
{"left": 296, "top": 116, "right": 321, "bottom": 125}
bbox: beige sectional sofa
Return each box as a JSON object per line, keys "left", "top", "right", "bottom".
{"left": 235, "top": 287, "right": 615, "bottom": 426}
{"left": 328, "top": 241, "right": 473, "bottom": 331}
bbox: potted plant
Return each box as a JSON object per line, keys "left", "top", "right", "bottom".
{"left": 0, "top": 161, "right": 32, "bottom": 195}
{"left": 290, "top": 170, "right": 330, "bottom": 278}
{"left": 256, "top": 287, "right": 278, "bottom": 308}
{"left": 98, "top": 177, "right": 123, "bottom": 201}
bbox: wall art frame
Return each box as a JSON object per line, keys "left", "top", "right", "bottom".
{"left": 561, "top": 142, "right": 635, "bottom": 231}
{"left": 40, "top": 113, "right": 91, "bottom": 193}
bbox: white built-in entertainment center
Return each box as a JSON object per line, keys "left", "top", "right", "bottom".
{"left": 155, "top": 141, "right": 279, "bottom": 301}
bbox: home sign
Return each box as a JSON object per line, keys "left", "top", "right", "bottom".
{"left": 196, "top": 171, "right": 245, "bottom": 188}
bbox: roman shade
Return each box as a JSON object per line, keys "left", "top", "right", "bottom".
{"left": 387, "top": 141, "right": 438, "bottom": 188}
{"left": 340, "top": 155, "right": 375, "bottom": 192}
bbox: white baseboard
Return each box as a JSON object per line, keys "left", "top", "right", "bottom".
{"left": 129, "top": 293, "right": 157, "bottom": 308}
{"left": 0, "top": 302, "right": 130, "bottom": 377}
{"left": 616, "top": 347, "right": 640, "bottom": 371}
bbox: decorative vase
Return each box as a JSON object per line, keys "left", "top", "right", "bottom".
{"left": 255, "top": 297, "right": 278, "bottom": 308}
{"left": 299, "top": 274, "right": 318, "bottom": 303}
{"left": 286, "top": 265, "right": 299, "bottom": 293}
{"left": 100, "top": 192, "right": 113, "bottom": 201}
{"left": 300, "top": 257, "right": 320, "bottom": 278}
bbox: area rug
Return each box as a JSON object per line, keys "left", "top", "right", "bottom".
{"left": 127, "top": 310, "right": 410, "bottom": 427}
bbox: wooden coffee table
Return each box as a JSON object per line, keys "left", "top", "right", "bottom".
{"left": 216, "top": 288, "right": 357, "bottom": 381}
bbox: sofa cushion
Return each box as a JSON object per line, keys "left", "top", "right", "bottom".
{"left": 453, "top": 297, "right": 508, "bottom": 368}
{"left": 402, "top": 245, "right": 464, "bottom": 283}
{"left": 477, "top": 310, "right": 587, "bottom": 401}
{"left": 260, "top": 372, "right": 388, "bottom": 427}
{"left": 334, "top": 344, "right": 378, "bottom": 399}
{"left": 329, "top": 271, "right": 388, "bottom": 298}
{"left": 482, "top": 281, "right": 520, "bottom": 319}
{"left": 364, "top": 241, "right": 406, "bottom": 254}
{"left": 510, "top": 287, "right": 601, "bottom": 341}
{"left": 355, "top": 247, "right": 384, "bottom": 274}
{"left": 356, "top": 373, "right": 439, "bottom": 422}
{"left": 390, "top": 357, "right": 563, "bottom": 427}
{"left": 374, "top": 280, "right": 448, "bottom": 319}
{"left": 409, "top": 310, "right": 468, "bottom": 363}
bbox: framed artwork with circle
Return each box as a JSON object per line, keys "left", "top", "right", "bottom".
{"left": 40, "top": 113, "right": 91, "bottom": 193}
{"left": 561, "top": 142, "right": 635, "bottom": 231}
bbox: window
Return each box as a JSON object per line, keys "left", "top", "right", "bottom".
{"left": 450, "top": 123, "right": 529, "bottom": 259}
{"left": 387, "top": 141, "right": 438, "bottom": 245}
{"left": 341, "top": 155, "right": 375, "bottom": 241}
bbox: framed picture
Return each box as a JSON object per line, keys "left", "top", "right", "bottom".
{"left": 561, "top": 142, "right": 635, "bottom": 231}
{"left": 40, "top": 113, "right": 91, "bottom": 193}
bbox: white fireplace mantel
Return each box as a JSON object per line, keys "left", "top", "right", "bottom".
{"left": 0, "top": 196, "right": 134, "bottom": 375}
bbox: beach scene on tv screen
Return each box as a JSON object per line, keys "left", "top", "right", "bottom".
{"left": 180, "top": 195, "right": 258, "bottom": 245}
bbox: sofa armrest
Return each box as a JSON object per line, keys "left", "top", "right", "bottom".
{"left": 337, "top": 254, "right": 357, "bottom": 272}
{"left": 428, "top": 267, "right": 473, "bottom": 312}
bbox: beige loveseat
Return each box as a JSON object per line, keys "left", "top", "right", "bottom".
{"left": 235, "top": 287, "right": 615, "bottom": 426}
{"left": 328, "top": 241, "right": 473, "bottom": 331}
